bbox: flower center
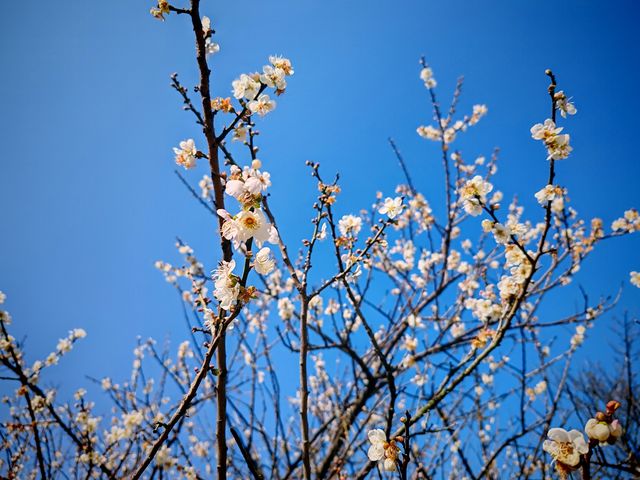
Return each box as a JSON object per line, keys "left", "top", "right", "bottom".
{"left": 242, "top": 216, "right": 259, "bottom": 230}
{"left": 557, "top": 441, "right": 574, "bottom": 460}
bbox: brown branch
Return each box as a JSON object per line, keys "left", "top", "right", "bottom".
{"left": 130, "top": 309, "right": 241, "bottom": 479}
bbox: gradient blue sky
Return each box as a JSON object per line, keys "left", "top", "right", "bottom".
{"left": 1, "top": 0, "right": 639, "bottom": 396}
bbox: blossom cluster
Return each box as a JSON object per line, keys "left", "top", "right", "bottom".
{"left": 531, "top": 119, "right": 572, "bottom": 160}
{"left": 4, "top": 13, "right": 640, "bottom": 479}
{"left": 173, "top": 54, "right": 293, "bottom": 170}
{"left": 543, "top": 400, "right": 624, "bottom": 478}
{"left": 211, "top": 160, "right": 278, "bottom": 310}
{"left": 367, "top": 429, "right": 401, "bottom": 471}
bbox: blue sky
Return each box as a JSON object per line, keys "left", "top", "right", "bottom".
{"left": 1, "top": 0, "right": 639, "bottom": 398}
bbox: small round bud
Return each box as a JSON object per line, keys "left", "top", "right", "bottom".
{"left": 585, "top": 418, "right": 610, "bottom": 442}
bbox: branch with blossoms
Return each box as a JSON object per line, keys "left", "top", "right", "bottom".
{"left": 2, "top": 2, "right": 640, "bottom": 480}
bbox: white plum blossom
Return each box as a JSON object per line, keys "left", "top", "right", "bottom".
{"left": 535, "top": 184, "right": 563, "bottom": 206}
{"left": 367, "top": 429, "right": 398, "bottom": 471}
{"left": 260, "top": 65, "right": 286, "bottom": 90}
{"left": 482, "top": 219, "right": 511, "bottom": 244}
{"left": 570, "top": 325, "right": 587, "bottom": 347}
{"left": 173, "top": 139, "right": 197, "bottom": 170}
{"left": 277, "top": 298, "right": 294, "bottom": 320}
{"left": 535, "top": 380, "right": 547, "bottom": 395}
{"left": 213, "top": 260, "right": 239, "bottom": 311}
{"left": 611, "top": 209, "right": 640, "bottom": 232}
{"left": 531, "top": 119, "right": 563, "bottom": 143}
{"left": 316, "top": 222, "right": 327, "bottom": 241}
{"left": 248, "top": 94, "right": 276, "bottom": 116}
{"left": 402, "top": 335, "right": 418, "bottom": 351}
{"left": 199, "top": 174, "right": 213, "bottom": 198}
{"left": 205, "top": 39, "right": 220, "bottom": 56}
{"left": 407, "top": 314, "right": 424, "bottom": 328}
{"left": 338, "top": 214, "right": 362, "bottom": 237}
{"left": 420, "top": 66, "right": 437, "bottom": 88}
{"left": 268, "top": 55, "right": 294, "bottom": 76}
{"left": 416, "top": 125, "right": 441, "bottom": 141}
{"left": 225, "top": 165, "right": 272, "bottom": 201}
{"left": 72, "top": 328, "right": 87, "bottom": 339}
{"left": 367, "top": 429, "right": 386, "bottom": 462}
{"left": 232, "top": 74, "right": 260, "bottom": 100}
{"left": 469, "top": 104, "right": 488, "bottom": 125}
{"left": 379, "top": 196, "right": 403, "bottom": 219}
{"left": 233, "top": 125, "right": 248, "bottom": 142}
{"left": 531, "top": 119, "right": 572, "bottom": 160}
{"left": 201, "top": 16, "right": 212, "bottom": 34}
{"left": 542, "top": 428, "right": 589, "bottom": 469}
{"left": 460, "top": 175, "right": 493, "bottom": 216}
{"left": 57, "top": 338, "right": 72, "bottom": 353}
{"left": 253, "top": 247, "right": 275, "bottom": 275}
{"left": 554, "top": 91, "right": 577, "bottom": 118}
{"left": 217, "top": 209, "right": 277, "bottom": 247}
{"left": 630, "top": 271, "right": 640, "bottom": 288}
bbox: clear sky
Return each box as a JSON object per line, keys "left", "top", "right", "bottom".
{"left": 1, "top": 0, "right": 639, "bottom": 398}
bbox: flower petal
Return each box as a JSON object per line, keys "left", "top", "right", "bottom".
{"left": 368, "top": 429, "right": 386, "bottom": 444}
{"left": 547, "top": 428, "right": 570, "bottom": 443}
{"left": 383, "top": 458, "right": 396, "bottom": 471}
{"left": 225, "top": 180, "right": 245, "bottom": 198}
{"left": 367, "top": 444, "right": 384, "bottom": 461}
{"left": 542, "top": 439, "right": 559, "bottom": 456}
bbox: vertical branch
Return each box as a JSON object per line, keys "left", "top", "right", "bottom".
{"left": 262, "top": 195, "right": 312, "bottom": 479}
{"left": 299, "top": 298, "right": 312, "bottom": 480}
{"left": 215, "top": 327, "right": 228, "bottom": 479}
{"left": 0, "top": 321, "right": 48, "bottom": 479}
{"left": 536, "top": 69, "right": 558, "bottom": 261}
{"left": 420, "top": 57, "right": 455, "bottom": 287}
{"left": 582, "top": 447, "right": 592, "bottom": 480}
{"left": 189, "top": 2, "right": 233, "bottom": 478}
{"left": 545, "top": 69, "right": 557, "bottom": 183}
{"left": 24, "top": 390, "right": 47, "bottom": 480}
{"left": 298, "top": 180, "right": 329, "bottom": 480}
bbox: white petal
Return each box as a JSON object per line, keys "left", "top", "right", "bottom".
{"left": 244, "top": 177, "right": 263, "bottom": 195}
{"left": 217, "top": 209, "right": 232, "bottom": 221}
{"left": 267, "top": 225, "right": 279, "bottom": 245}
{"left": 368, "top": 429, "right": 386, "bottom": 444}
{"left": 568, "top": 429, "right": 585, "bottom": 443}
{"left": 547, "top": 428, "right": 570, "bottom": 443}
{"left": 564, "top": 450, "right": 581, "bottom": 467}
{"left": 542, "top": 439, "right": 558, "bottom": 456}
{"left": 367, "top": 444, "right": 384, "bottom": 461}
{"left": 225, "top": 180, "right": 245, "bottom": 198}
{"left": 383, "top": 458, "right": 396, "bottom": 471}
{"left": 570, "top": 432, "right": 589, "bottom": 455}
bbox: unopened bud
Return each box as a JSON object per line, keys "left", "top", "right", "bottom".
{"left": 606, "top": 400, "right": 621, "bottom": 413}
